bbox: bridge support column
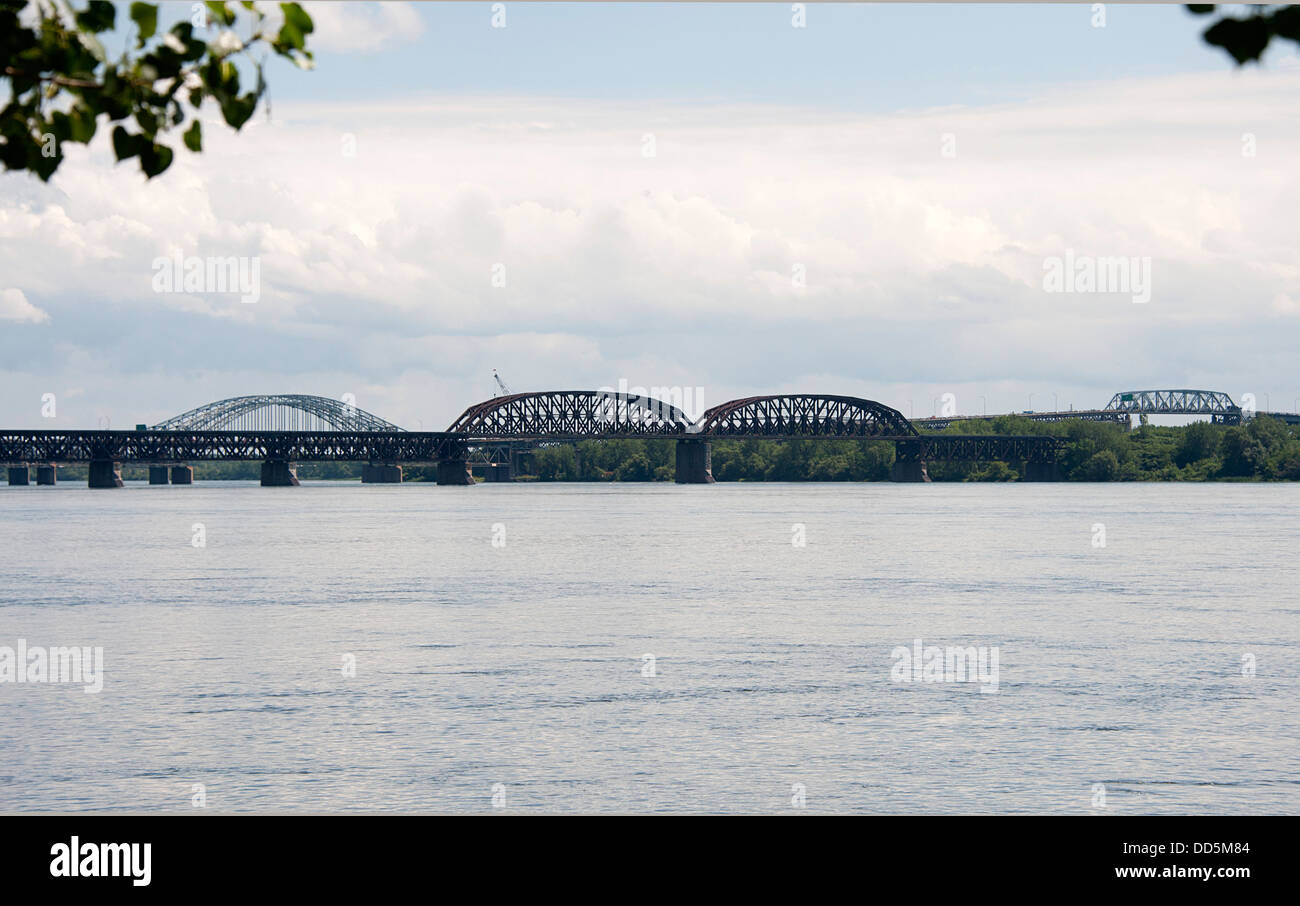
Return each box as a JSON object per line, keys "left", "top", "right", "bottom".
{"left": 148, "top": 466, "right": 170, "bottom": 485}
{"left": 361, "top": 463, "right": 403, "bottom": 483}
{"left": 1023, "top": 462, "right": 1062, "bottom": 482}
{"left": 436, "top": 457, "right": 474, "bottom": 485}
{"left": 675, "top": 439, "right": 714, "bottom": 484}
{"left": 8, "top": 465, "right": 30, "bottom": 486}
{"left": 483, "top": 463, "right": 512, "bottom": 482}
{"left": 170, "top": 465, "right": 193, "bottom": 484}
{"left": 260, "top": 460, "right": 300, "bottom": 487}
{"left": 890, "top": 460, "right": 930, "bottom": 482}
{"left": 88, "top": 460, "right": 124, "bottom": 488}
{"left": 36, "top": 464, "right": 57, "bottom": 485}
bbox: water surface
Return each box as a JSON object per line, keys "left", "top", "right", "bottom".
{"left": 1, "top": 481, "right": 1296, "bottom": 813}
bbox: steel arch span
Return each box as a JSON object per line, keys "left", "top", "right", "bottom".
{"left": 448, "top": 391, "right": 694, "bottom": 439}
{"left": 153, "top": 395, "right": 404, "bottom": 432}
{"left": 695, "top": 395, "right": 918, "bottom": 438}
{"left": 1104, "top": 390, "right": 1240, "bottom": 419}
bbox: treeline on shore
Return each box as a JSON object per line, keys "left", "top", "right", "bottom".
{"left": 39, "top": 416, "right": 1300, "bottom": 482}
{"left": 512, "top": 414, "right": 1300, "bottom": 482}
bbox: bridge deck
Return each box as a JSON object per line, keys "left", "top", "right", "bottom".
{"left": 0, "top": 430, "right": 464, "bottom": 464}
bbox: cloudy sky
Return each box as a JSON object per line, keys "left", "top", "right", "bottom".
{"left": 2, "top": 2, "right": 1298, "bottom": 429}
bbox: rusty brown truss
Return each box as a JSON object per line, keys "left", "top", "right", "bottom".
{"left": 449, "top": 392, "right": 925, "bottom": 440}
{"left": 449, "top": 391, "right": 694, "bottom": 439}
{"left": 694, "top": 395, "right": 919, "bottom": 438}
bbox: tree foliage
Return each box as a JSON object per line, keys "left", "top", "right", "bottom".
{"left": 1187, "top": 4, "right": 1300, "bottom": 63}
{"left": 1, "top": 0, "right": 313, "bottom": 180}
{"left": 511, "top": 416, "right": 1300, "bottom": 483}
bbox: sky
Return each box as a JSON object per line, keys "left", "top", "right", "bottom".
{"left": 2, "top": 2, "right": 1298, "bottom": 429}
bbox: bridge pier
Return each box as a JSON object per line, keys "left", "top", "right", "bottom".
{"left": 36, "top": 464, "right": 57, "bottom": 485}
{"left": 148, "top": 466, "right": 170, "bottom": 485}
{"left": 170, "top": 465, "right": 193, "bottom": 484}
{"left": 88, "top": 460, "right": 124, "bottom": 488}
{"left": 261, "top": 460, "right": 300, "bottom": 487}
{"left": 361, "top": 463, "right": 403, "bottom": 483}
{"left": 436, "top": 456, "right": 474, "bottom": 485}
{"left": 1022, "top": 462, "right": 1062, "bottom": 482}
{"left": 8, "top": 465, "right": 30, "bottom": 486}
{"left": 675, "top": 439, "right": 714, "bottom": 484}
{"left": 890, "top": 460, "right": 930, "bottom": 482}
{"left": 483, "top": 463, "right": 512, "bottom": 482}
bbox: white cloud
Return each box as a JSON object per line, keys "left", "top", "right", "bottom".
{"left": 0, "top": 288, "right": 48, "bottom": 323}
{"left": 0, "top": 66, "right": 1297, "bottom": 427}
{"left": 300, "top": 2, "right": 424, "bottom": 54}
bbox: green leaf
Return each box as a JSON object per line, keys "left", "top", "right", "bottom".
{"left": 276, "top": 23, "right": 304, "bottom": 52}
{"left": 69, "top": 105, "right": 98, "bottom": 143}
{"left": 220, "top": 94, "right": 256, "bottom": 129}
{"left": 281, "top": 2, "right": 314, "bottom": 35}
{"left": 1204, "top": 16, "right": 1272, "bottom": 64}
{"left": 206, "top": 2, "right": 237, "bottom": 27}
{"left": 1274, "top": 7, "right": 1300, "bottom": 43}
{"left": 134, "top": 108, "right": 161, "bottom": 139}
{"left": 112, "top": 125, "right": 140, "bottom": 161}
{"left": 275, "top": 2, "right": 314, "bottom": 52}
{"left": 183, "top": 119, "right": 202, "bottom": 152}
{"left": 76, "top": 0, "right": 117, "bottom": 33}
{"left": 130, "top": 2, "right": 158, "bottom": 43}
{"left": 138, "top": 140, "right": 174, "bottom": 178}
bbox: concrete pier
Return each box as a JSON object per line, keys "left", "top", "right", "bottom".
{"left": 8, "top": 465, "right": 30, "bottom": 486}
{"left": 675, "top": 439, "right": 715, "bottom": 484}
{"left": 35, "top": 464, "right": 57, "bottom": 485}
{"left": 148, "top": 466, "right": 170, "bottom": 485}
{"left": 170, "top": 465, "right": 193, "bottom": 484}
{"left": 88, "top": 460, "right": 124, "bottom": 488}
{"left": 260, "top": 460, "right": 300, "bottom": 486}
{"left": 483, "top": 463, "right": 512, "bottom": 482}
{"left": 436, "top": 457, "right": 474, "bottom": 485}
{"left": 361, "top": 463, "right": 403, "bottom": 483}
{"left": 890, "top": 460, "right": 930, "bottom": 482}
{"left": 1023, "top": 462, "right": 1063, "bottom": 482}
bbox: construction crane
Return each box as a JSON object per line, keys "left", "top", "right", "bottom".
{"left": 492, "top": 369, "right": 511, "bottom": 398}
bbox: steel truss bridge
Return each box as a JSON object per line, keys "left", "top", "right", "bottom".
{"left": 913, "top": 388, "right": 1279, "bottom": 430}
{"left": 9, "top": 385, "right": 1294, "bottom": 487}
{"left": 449, "top": 390, "right": 694, "bottom": 438}
{"left": 152, "top": 394, "right": 405, "bottom": 432}
{"left": 3, "top": 390, "right": 1073, "bottom": 487}
{"left": 0, "top": 430, "right": 462, "bottom": 466}
{"left": 1103, "top": 389, "right": 1241, "bottom": 423}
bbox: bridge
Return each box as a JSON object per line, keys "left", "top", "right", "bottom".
{"left": 2, "top": 390, "right": 1065, "bottom": 487}
{"left": 1103, "top": 389, "right": 1241, "bottom": 423}
{"left": 153, "top": 393, "right": 406, "bottom": 432}
{"left": 9, "top": 386, "right": 1289, "bottom": 489}
{"left": 913, "top": 388, "right": 1300, "bottom": 430}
